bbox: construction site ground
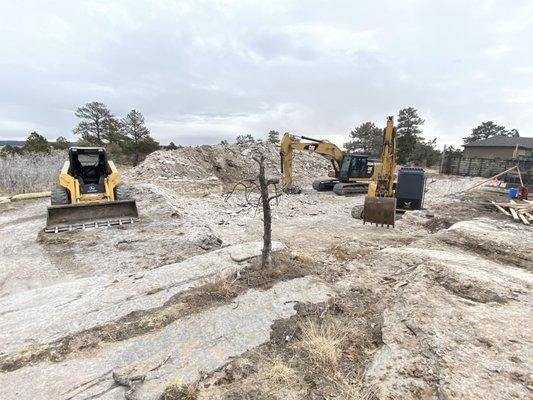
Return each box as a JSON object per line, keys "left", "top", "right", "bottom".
{"left": 0, "top": 144, "right": 531, "bottom": 400}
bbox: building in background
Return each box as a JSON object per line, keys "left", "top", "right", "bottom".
{"left": 463, "top": 136, "right": 533, "bottom": 159}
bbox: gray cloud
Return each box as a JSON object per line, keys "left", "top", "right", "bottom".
{"left": 0, "top": 0, "right": 532, "bottom": 147}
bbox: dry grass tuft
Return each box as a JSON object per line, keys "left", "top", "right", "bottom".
{"left": 181, "top": 276, "right": 239, "bottom": 309}
{"left": 299, "top": 317, "right": 344, "bottom": 370}
{"left": 261, "top": 357, "right": 296, "bottom": 384}
{"left": 160, "top": 379, "right": 198, "bottom": 400}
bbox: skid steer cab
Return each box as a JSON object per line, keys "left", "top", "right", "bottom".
{"left": 46, "top": 147, "right": 139, "bottom": 233}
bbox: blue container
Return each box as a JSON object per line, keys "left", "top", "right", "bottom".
{"left": 508, "top": 187, "right": 519, "bottom": 199}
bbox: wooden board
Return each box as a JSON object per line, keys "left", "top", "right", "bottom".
{"left": 491, "top": 201, "right": 511, "bottom": 216}
{"left": 518, "top": 213, "right": 530, "bottom": 225}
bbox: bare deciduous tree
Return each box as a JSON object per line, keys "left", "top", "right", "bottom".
{"left": 226, "top": 155, "right": 282, "bottom": 268}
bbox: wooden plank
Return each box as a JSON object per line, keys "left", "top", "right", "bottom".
{"left": 10, "top": 191, "right": 51, "bottom": 201}
{"left": 493, "top": 202, "right": 532, "bottom": 208}
{"left": 509, "top": 207, "right": 520, "bottom": 221}
{"left": 518, "top": 213, "right": 530, "bottom": 225}
{"left": 516, "top": 166, "right": 524, "bottom": 187}
{"left": 491, "top": 201, "right": 511, "bottom": 216}
{"left": 524, "top": 212, "right": 533, "bottom": 222}
{"left": 461, "top": 166, "right": 518, "bottom": 192}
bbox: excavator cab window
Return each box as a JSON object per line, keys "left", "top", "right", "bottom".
{"left": 339, "top": 155, "right": 371, "bottom": 180}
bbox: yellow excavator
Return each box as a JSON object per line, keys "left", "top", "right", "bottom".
{"left": 352, "top": 117, "right": 427, "bottom": 227}
{"left": 45, "top": 147, "right": 139, "bottom": 233}
{"left": 360, "top": 116, "right": 398, "bottom": 227}
{"left": 280, "top": 134, "right": 375, "bottom": 195}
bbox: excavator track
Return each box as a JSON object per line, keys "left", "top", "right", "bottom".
{"left": 332, "top": 182, "right": 369, "bottom": 196}
{"left": 312, "top": 179, "right": 337, "bottom": 191}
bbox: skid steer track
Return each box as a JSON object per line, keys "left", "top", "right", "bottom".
{"left": 46, "top": 200, "right": 139, "bottom": 233}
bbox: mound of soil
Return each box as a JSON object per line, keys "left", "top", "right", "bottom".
{"left": 125, "top": 142, "right": 331, "bottom": 189}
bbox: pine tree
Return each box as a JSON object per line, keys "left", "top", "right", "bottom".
{"left": 236, "top": 134, "right": 255, "bottom": 144}
{"left": 24, "top": 132, "right": 50, "bottom": 153}
{"left": 344, "top": 122, "right": 383, "bottom": 156}
{"left": 396, "top": 108, "right": 425, "bottom": 164}
{"left": 53, "top": 136, "right": 70, "bottom": 150}
{"left": 121, "top": 110, "right": 159, "bottom": 165}
{"left": 267, "top": 130, "right": 280, "bottom": 144}
{"left": 463, "top": 122, "right": 519, "bottom": 144}
{"left": 73, "top": 102, "right": 120, "bottom": 145}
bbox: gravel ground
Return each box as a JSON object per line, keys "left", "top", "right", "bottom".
{"left": 0, "top": 145, "right": 530, "bottom": 400}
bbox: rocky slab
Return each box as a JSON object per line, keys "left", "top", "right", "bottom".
{"left": 0, "top": 241, "right": 284, "bottom": 356}
{"left": 0, "top": 276, "right": 332, "bottom": 400}
{"left": 365, "top": 227, "right": 533, "bottom": 400}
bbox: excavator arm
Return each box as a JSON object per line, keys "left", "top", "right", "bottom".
{"left": 368, "top": 116, "right": 397, "bottom": 197}
{"left": 362, "top": 116, "right": 398, "bottom": 227}
{"left": 280, "top": 133, "right": 344, "bottom": 192}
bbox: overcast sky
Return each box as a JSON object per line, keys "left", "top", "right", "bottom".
{"left": 1, "top": 0, "right": 532, "bottom": 147}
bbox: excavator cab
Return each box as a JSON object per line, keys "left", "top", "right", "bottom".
{"left": 338, "top": 155, "right": 373, "bottom": 181}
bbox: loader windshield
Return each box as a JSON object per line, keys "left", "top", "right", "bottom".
{"left": 78, "top": 154, "right": 100, "bottom": 166}
{"left": 68, "top": 147, "right": 110, "bottom": 184}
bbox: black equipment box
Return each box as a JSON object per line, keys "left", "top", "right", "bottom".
{"left": 396, "top": 167, "right": 426, "bottom": 210}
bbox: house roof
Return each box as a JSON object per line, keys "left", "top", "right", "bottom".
{"left": 463, "top": 136, "right": 533, "bottom": 149}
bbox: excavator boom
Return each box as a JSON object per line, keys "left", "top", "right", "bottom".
{"left": 280, "top": 133, "right": 343, "bottom": 193}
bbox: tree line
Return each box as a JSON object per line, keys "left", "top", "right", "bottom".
{"left": 344, "top": 107, "right": 439, "bottom": 166}
{"left": 1, "top": 102, "right": 160, "bottom": 165}
{"left": 2, "top": 103, "right": 520, "bottom": 167}
{"left": 344, "top": 107, "right": 520, "bottom": 166}
{"left": 72, "top": 102, "right": 159, "bottom": 165}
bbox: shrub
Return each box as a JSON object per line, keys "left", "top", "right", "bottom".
{"left": 0, "top": 151, "right": 66, "bottom": 194}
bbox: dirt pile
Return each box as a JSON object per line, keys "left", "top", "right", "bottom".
{"left": 125, "top": 142, "right": 331, "bottom": 191}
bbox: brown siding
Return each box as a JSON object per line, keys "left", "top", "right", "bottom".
{"left": 463, "top": 146, "right": 527, "bottom": 159}
{"left": 442, "top": 156, "right": 532, "bottom": 188}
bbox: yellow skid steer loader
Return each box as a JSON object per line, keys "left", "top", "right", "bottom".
{"left": 45, "top": 147, "right": 139, "bottom": 233}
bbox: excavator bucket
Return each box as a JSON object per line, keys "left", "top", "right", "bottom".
{"left": 362, "top": 196, "right": 396, "bottom": 228}
{"left": 45, "top": 200, "right": 139, "bottom": 233}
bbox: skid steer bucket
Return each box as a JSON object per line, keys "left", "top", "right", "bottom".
{"left": 45, "top": 200, "right": 139, "bottom": 233}
{"left": 362, "top": 196, "right": 396, "bottom": 228}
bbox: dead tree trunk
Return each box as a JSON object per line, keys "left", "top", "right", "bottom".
{"left": 226, "top": 155, "right": 281, "bottom": 269}
{"left": 257, "top": 156, "right": 272, "bottom": 268}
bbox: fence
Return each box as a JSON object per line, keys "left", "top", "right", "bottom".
{"left": 441, "top": 156, "right": 533, "bottom": 187}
